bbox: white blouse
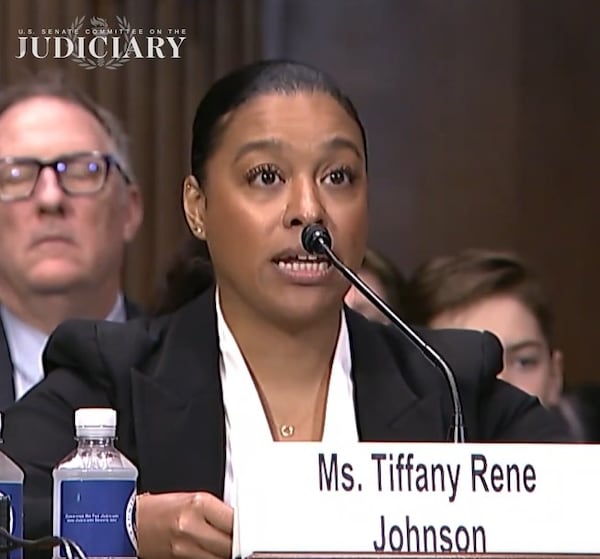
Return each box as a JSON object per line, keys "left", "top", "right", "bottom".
{"left": 216, "top": 290, "right": 358, "bottom": 506}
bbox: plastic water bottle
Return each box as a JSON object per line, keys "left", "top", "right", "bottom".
{"left": 0, "top": 412, "right": 24, "bottom": 559}
{"left": 53, "top": 408, "right": 138, "bottom": 559}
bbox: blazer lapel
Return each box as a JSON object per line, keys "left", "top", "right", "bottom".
{"left": 129, "top": 298, "right": 452, "bottom": 496}
{"left": 130, "top": 288, "right": 225, "bottom": 498}
{"left": 0, "top": 318, "right": 15, "bottom": 411}
{"left": 124, "top": 297, "right": 144, "bottom": 319}
{"left": 347, "top": 309, "right": 449, "bottom": 442}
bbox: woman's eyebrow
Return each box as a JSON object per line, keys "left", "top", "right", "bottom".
{"left": 233, "top": 135, "right": 363, "bottom": 162}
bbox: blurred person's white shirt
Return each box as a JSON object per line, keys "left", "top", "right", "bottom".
{"left": 2, "top": 294, "right": 126, "bottom": 399}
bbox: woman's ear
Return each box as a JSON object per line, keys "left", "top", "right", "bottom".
{"left": 183, "top": 175, "right": 206, "bottom": 239}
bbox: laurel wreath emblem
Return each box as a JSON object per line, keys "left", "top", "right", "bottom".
{"left": 67, "top": 15, "right": 134, "bottom": 70}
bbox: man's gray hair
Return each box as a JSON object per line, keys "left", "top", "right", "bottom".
{"left": 0, "top": 71, "right": 135, "bottom": 182}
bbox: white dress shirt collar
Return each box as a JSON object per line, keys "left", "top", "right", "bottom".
{"left": 1, "top": 293, "right": 127, "bottom": 400}
{"left": 216, "top": 288, "right": 358, "bottom": 507}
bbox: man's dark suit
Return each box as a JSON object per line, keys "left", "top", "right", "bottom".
{"left": 1, "top": 288, "right": 567, "bottom": 543}
{"left": 0, "top": 298, "right": 142, "bottom": 410}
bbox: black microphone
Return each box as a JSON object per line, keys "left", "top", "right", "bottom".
{"left": 301, "top": 223, "right": 466, "bottom": 443}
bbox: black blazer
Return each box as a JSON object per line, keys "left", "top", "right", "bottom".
{"left": 1, "top": 288, "right": 567, "bottom": 543}
{"left": 0, "top": 298, "right": 142, "bottom": 410}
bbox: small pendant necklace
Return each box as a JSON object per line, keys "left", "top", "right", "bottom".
{"left": 279, "top": 424, "right": 295, "bottom": 438}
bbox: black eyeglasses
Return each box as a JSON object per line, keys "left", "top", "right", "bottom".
{"left": 0, "top": 151, "right": 131, "bottom": 202}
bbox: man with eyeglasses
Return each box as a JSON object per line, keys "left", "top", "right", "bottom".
{"left": 0, "top": 75, "right": 143, "bottom": 410}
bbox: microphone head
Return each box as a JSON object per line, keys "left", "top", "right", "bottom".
{"left": 301, "top": 223, "right": 332, "bottom": 255}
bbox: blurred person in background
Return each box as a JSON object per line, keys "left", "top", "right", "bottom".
{"left": 344, "top": 247, "right": 407, "bottom": 323}
{"left": 0, "top": 74, "right": 143, "bottom": 409}
{"left": 405, "top": 249, "right": 563, "bottom": 407}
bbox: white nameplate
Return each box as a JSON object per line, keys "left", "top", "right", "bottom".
{"left": 234, "top": 443, "right": 600, "bottom": 557}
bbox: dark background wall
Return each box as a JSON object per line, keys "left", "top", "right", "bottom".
{"left": 264, "top": 0, "right": 600, "bottom": 385}
{"left": 1, "top": 0, "right": 599, "bottom": 385}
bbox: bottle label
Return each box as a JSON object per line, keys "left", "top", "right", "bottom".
{"left": 0, "top": 482, "right": 23, "bottom": 559}
{"left": 59, "top": 479, "right": 136, "bottom": 558}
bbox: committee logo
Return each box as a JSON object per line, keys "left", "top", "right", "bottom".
{"left": 67, "top": 15, "right": 133, "bottom": 70}
{"left": 16, "top": 15, "right": 186, "bottom": 70}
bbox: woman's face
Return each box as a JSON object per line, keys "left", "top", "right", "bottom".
{"left": 184, "top": 91, "right": 368, "bottom": 327}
